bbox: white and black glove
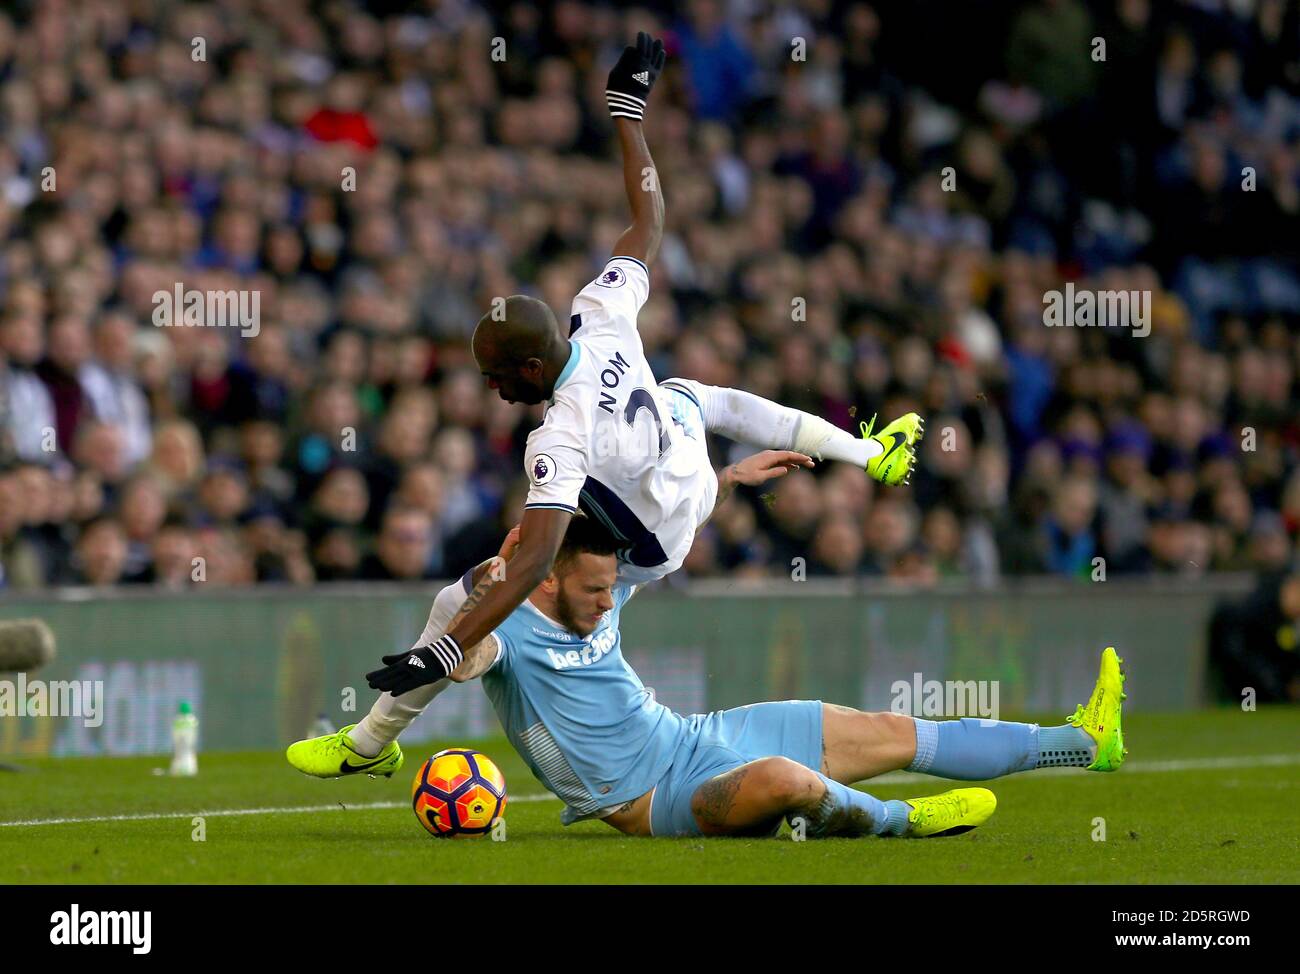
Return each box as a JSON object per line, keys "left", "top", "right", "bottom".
{"left": 605, "top": 31, "right": 666, "bottom": 121}
{"left": 366, "top": 635, "right": 461, "bottom": 696}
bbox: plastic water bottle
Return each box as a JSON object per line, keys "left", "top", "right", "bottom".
{"left": 170, "top": 701, "right": 199, "bottom": 776}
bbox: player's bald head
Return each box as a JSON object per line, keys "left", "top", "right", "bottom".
{"left": 473, "top": 296, "right": 561, "bottom": 369}
{"left": 472, "top": 296, "right": 566, "bottom": 405}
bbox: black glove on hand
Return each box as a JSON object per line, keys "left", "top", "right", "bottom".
{"left": 606, "top": 31, "right": 666, "bottom": 121}
{"left": 366, "top": 634, "right": 462, "bottom": 696}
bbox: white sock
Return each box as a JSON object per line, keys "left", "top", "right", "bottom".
{"left": 675, "top": 379, "right": 881, "bottom": 465}
{"left": 795, "top": 415, "right": 880, "bottom": 466}
{"left": 349, "top": 680, "right": 451, "bottom": 756}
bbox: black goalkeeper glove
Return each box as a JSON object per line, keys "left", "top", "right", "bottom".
{"left": 606, "top": 31, "right": 666, "bottom": 121}
{"left": 366, "top": 635, "right": 462, "bottom": 696}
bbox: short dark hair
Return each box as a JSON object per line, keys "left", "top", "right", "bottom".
{"left": 79, "top": 515, "right": 124, "bottom": 539}
{"left": 553, "top": 512, "right": 620, "bottom": 573}
{"left": 159, "top": 514, "right": 190, "bottom": 532}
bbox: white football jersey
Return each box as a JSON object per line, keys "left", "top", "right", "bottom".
{"left": 523, "top": 256, "right": 717, "bottom": 583}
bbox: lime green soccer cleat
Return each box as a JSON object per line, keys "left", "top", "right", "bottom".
{"left": 904, "top": 787, "right": 997, "bottom": 837}
{"left": 861, "top": 412, "right": 925, "bottom": 486}
{"left": 1066, "top": 646, "right": 1128, "bottom": 772}
{"left": 286, "top": 723, "right": 404, "bottom": 779}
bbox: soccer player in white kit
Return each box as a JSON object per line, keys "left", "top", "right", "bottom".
{"left": 359, "top": 32, "right": 924, "bottom": 705}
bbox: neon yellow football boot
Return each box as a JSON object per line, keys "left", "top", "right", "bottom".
{"left": 1066, "top": 646, "right": 1128, "bottom": 772}
{"left": 861, "top": 412, "right": 925, "bottom": 486}
{"left": 904, "top": 787, "right": 997, "bottom": 837}
{"left": 286, "top": 723, "right": 404, "bottom": 779}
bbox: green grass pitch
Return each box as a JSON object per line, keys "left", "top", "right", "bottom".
{"left": 2, "top": 708, "right": 1297, "bottom": 884}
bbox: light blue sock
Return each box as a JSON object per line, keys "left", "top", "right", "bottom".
{"left": 799, "top": 773, "right": 911, "bottom": 837}
{"left": 909, "top": 718, "right": 1095, "bottom": 777}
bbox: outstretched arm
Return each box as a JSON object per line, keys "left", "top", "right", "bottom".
{"left": 606, "top": 32, "right": 667, "bottom": 266}
{"left": 366, "top": 507, "right": 571, "bottom": 695}
{"left": 710, "top": 450, "right": 815, "bottom": 519}
{"left": 442, "top": 505, "right": 570, "bottom": 645}
{"left": 444, "top": 527, "right": 520, "bottom": 683}
{"left": 612, "top": 119, "right": 664, "bottom": 266}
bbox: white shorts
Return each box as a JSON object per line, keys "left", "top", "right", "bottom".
{"left": 610, "top": 378, "right": 717, "bottom": 585}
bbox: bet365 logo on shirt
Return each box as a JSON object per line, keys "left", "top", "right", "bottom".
{"left": 545, "top": 628, "right": 617, "bottom": 669}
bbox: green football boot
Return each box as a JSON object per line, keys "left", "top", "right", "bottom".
{"left": 904, "top": 787, "right": 997, "bottom": 837}
{"left": 1066, "top": 646, "right": 1128, "bottom": 772}
{"left": 861, "top": 412, "right": 925, "bottom": 486}
{"left": 286, "top": 723, "right": 404, "bottom": 779}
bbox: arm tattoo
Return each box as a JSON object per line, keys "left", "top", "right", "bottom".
{"left": 445, "top": 565, "right": 502, "bottom": 680}
{"left": 448, "top": 570, "right": 496, "bottom": 632}
{"left": 706, "top": 465, "right": 739, "bottom": 523}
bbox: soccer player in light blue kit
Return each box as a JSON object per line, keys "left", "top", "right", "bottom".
{"left": 289, "top": 450, "right": 1128, "bottom": 839}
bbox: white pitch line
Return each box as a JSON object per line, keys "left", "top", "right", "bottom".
{"left": 1, "top": 753, "right": 1296, "bottom": 829}
{"left": 863, "top": 752, "right": 1300, "bottom": 786}
{"left": 0, "top": 793, "right": 558, "bottom": 829}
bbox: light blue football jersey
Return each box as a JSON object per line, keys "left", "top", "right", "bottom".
{"left": 479, "top": 579, "right": 688, "bottom": 823}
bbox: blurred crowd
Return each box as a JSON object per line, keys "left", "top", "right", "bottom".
{"left": 1, "top": 0, "right": 1299, "bottom": 591}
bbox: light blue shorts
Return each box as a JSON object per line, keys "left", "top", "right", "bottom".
{"left": 648, "top": 700, "right": 824, "bottom": 837}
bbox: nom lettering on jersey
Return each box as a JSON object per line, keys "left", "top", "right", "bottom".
{"left": 597, "top": 350, "right": 631, "bottom": 414}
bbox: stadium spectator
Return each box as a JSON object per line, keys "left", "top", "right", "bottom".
{"left": 360, "top": 506, "right": 438, "bottom": 582}
{"left": 1210, "top": 570, "right": 1300, "bottom": 704}
{"left": 118, "top": 473, "right": 168, "bottom": 580}
{"left": 66, "top": 516, "right": 129, "bottom": 587}
{"left": 2, "top": 313, "right": 55, "bottom": 461}
{"left": 137, "top": 516, "right": 198, "bottom": 589}
{"left": 673, "top": 0, "right": 757, "bottom": 122}
{"left": 80, "top": 308, "right": 153, "bottom": 466}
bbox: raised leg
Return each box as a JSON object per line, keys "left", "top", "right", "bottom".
{"left": 820, "top": 703, "right": 918, "bottom": 783}
{"left": 664, "top": 379, "right": 882, "bottom": 466}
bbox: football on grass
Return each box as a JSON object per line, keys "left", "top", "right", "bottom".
{"left": 411, "top": 748, "right": 507, "bottom": 838}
